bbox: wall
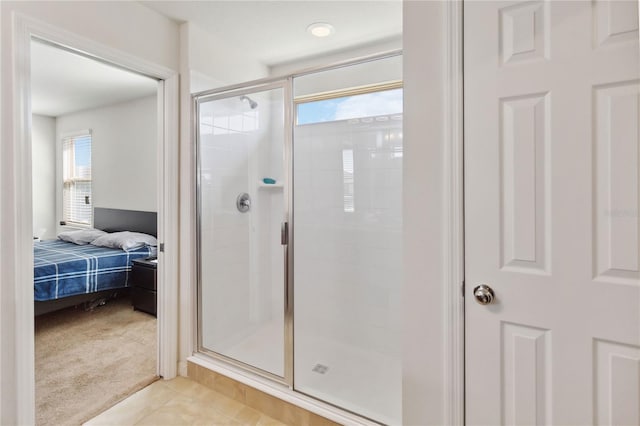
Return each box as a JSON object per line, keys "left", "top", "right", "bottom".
{"left": 34, "top": 95, "right": 157, "bottom": 238}
{"left": 0, "top": 2, "right": 178, "bottom": 423}
{"left": 402, "top": 1, "right": 446, "bottom": 424}
{"left": 32, "top": 114, "right": 56, "bottom": 240}
{"left": 4, "top": 2, "right": 179, "bottom": 71}
{"left": 198, "top": 97, "right": 253, "bottom": 351}
{"left": 56, "top": 95, "right": 157, "bottom": 231}
{"left": 269, "top": 36, "right": 402, "bottom": 77}
{"left": 293, "top": 115, "right": 403, "bottom": 423}
{"left": 292, "top": 54, "right": 402, "bottom": 100}
{"left": 271, "top": 38, "right": 402, "bottom": 102}
{"left": 258, "top": 90, "right": 285, "bottom": 331}
{"left": 186, "top": 22, "right": 269, "bottom": 93}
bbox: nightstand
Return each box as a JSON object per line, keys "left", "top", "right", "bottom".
{"left": 130, "top": 258, "right": 157, "bottom": 316}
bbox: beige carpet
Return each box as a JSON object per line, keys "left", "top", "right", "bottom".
{"left": 35, "top": 296, "right": 157, "bottom": 426}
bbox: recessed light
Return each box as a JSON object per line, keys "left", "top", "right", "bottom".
{"left": 307, "top": 22, "right": 335, "bottom": 38}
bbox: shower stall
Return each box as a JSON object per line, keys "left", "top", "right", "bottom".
{"left": 196, "top": 53, "right": 402, "bottom": 424}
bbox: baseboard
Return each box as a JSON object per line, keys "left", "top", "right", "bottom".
{"left": 178, "top": 360, "right": 188, "bottom": 377}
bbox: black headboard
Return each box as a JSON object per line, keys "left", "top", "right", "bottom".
{"left": 94, "top": 208, "right": 157, "bottom": 237}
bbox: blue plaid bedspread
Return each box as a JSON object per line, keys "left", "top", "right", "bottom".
{"left": 34, "top": 240, "right": 153, "bottom": 301}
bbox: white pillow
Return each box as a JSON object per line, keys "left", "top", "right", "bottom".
{"left": 58, "top": 228, "right": 107, "bottom": 245}
{"left": 91, "top": 231, "right": 157, "bottom": 251}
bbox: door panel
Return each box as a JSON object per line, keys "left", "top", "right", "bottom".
{"left": 197, "top": 85, "right": 286, "bottom": 379}
{"left": 465, "top": 1, "right": 640, "bottom": 424}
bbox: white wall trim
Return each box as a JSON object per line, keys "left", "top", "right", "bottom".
{"left": 157, "top": 75, "right": 180, "bottom": 380}
{"left": 177, "top": 22, "right": 195, "bottom": 377}
{"left": 8, "top": 12, "right": 179, "bottom": 423}
{"left": 0, "top": 5, "right": 4, "bottom": 420}
{"left": 442, "top": 1, "right": 465, "bottom": 425}
{"left": 11, "top": 13, "right": 36, "bottom": 425}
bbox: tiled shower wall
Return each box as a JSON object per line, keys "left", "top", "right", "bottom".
{"left": 294, "top": 116, "right": 403, "bottom": 355}
{"left": 200, "top": 129, "right": 252, "bottom": 350}
{"left": 293, "top": 115, "right": 403, "bottom": 423}
{"left": 199, "top": 91, "right": 285, "bottom": 376}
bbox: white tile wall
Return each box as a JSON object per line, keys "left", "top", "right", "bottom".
{"left": 198, "top": 94, "right": 402, "bottom": 421}
{"left": 293, "top": 115, "right": 403, "bottom": 423}
{"left": 200, "top": 132, "right": 252, "bottom": 350}
{"left": 199, "top": 89, "right": 286, "bottom": 377}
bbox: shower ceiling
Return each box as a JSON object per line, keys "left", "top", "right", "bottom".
{"left": 141, "top": 0, "right": 402, "bottom": 66}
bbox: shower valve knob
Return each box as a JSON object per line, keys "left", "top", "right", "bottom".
{"left": 236, "top": 193, "right": 251, "bottom": 213}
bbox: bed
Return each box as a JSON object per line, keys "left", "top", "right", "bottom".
{"left": 34, "top": 208, "right": 157, "bottom": 315}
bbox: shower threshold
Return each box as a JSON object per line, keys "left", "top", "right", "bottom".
{"left": 187, "top": 356, "right": 383, "bottom": 426}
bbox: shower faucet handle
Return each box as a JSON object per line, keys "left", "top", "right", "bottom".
{"left": 236, "top": 193, "right": 251, "bottom": 213}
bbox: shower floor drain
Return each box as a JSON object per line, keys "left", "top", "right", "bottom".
{"left": 312, "top": 363, "right": 329, "bottom": 374}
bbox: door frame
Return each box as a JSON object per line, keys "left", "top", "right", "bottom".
{"left": 193, "top": 79, "right": 293, "bottom": 386}
{"left": 9, "top": 12, "right": 179, "bottom": 424}
{"left": 443, "top": 1, "right": 465, "bottom": 424}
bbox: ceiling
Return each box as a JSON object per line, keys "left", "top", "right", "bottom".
{"left": 30, "top": 1, "right": 402, "bottom": 117}
{"left": 142, "top": 0, "right": 402, "bottom": 66}
{"left": 31, "top": 41, "right": 158, "bottom": 117}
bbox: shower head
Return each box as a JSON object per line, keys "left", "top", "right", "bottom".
{"left": 239, "top": 95, "right": 258, "bottom": 109}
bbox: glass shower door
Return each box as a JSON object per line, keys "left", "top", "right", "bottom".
{"left": 197, "top": 84, "right": 287, "bottom": 379}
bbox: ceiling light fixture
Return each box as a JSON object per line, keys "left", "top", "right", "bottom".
{"left": 307, "top": 22, "right": 335, "bottom": 38}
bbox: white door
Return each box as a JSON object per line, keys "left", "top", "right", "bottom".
{"left": 465, "top": 1, "right": 640, "bottom": 424}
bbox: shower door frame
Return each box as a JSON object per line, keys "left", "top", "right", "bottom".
{"left": 195, "top": 79, "right": 294, "bottom": 386}
{"left": 194, "top": 50, "right": 403, "bottom": 390}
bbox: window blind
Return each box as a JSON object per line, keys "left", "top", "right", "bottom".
{"left": 62, "top": 133, "right": 92, "bottom": 226}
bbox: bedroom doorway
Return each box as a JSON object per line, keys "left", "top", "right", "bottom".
{"left": 30, "top": 38, "right": 160, "bottom": 425}
{"left": 18, "top": 23, "right": 179, "bottom": 424}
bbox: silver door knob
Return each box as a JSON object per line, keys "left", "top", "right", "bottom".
{"left": 473, "top": 284, "right": 495, "bottom": 305}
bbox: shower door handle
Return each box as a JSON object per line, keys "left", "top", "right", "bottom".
{"left": 281, "top": 222, "right": 288, "bottom": 245}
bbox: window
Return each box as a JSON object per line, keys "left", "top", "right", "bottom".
{"left": 296, "top": 86, "right": 403, "bottom": 125}
{"left": 62, "top": 132, "right": 92, "bottom": 226}
{"left": 342, "top": 149, "right": 355, "bottom": 213}
{"left": 295, "top": 85, "right": 403, "bottom": 213}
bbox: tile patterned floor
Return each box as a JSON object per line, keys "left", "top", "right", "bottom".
{"left": 84, "top": 376, "right": 289, "bottom": 426}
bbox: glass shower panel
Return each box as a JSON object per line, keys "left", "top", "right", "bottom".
{"left": 293, "top": 56, "right": 403, "bottom": 424}
{"left": 198, "top": 86, "right": 286, "bottom": 378}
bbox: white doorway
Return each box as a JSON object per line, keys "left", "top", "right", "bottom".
{"left": 31, "top": 38, "right": 160, "bottom": 425}
{"left": 7, "top": 15, "right": 179, "bottom": 424}
{"left": 464, "top": 1, "right": 640, "bottom": 424}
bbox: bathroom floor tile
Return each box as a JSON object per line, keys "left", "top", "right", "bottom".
{"left": 84, "top": 381, "right": 175, "bottom": 426}
{"left": 83, "top": 377, "right": 289, "bottom": 426}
